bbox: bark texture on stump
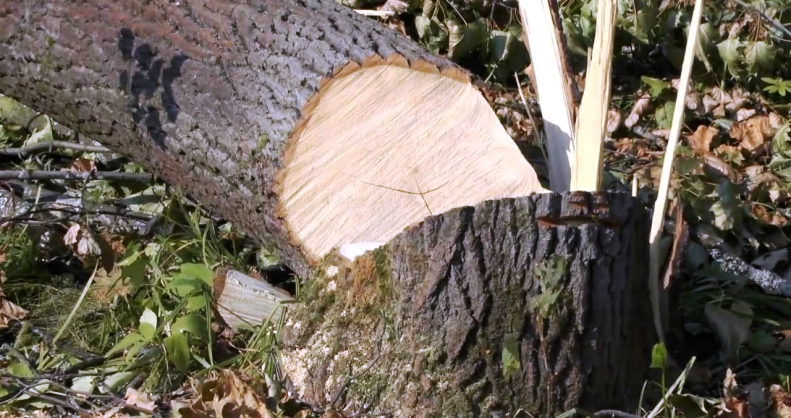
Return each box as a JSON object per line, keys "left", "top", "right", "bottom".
{"left": 280, "top": 191, "right": 654, "bottom": 417}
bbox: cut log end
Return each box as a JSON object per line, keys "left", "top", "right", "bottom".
{"left": 213, "top": 268, "right": 294, "bottom": 331}
{"left": 276, "top": 54, "right": 547, "bottom": 263}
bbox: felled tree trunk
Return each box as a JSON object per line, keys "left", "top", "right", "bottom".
{"left": 0, "top": 0, "right": 655, "bottom": 415}
{"left": 0, "top": 0, "right": 543, "bottom": 278}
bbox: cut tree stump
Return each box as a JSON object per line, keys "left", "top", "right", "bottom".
{"left": 0, "top": 0, "right": 655, "bottom": 416}
{"left": 272, "top": 191, "right": 654, "bottom": 417}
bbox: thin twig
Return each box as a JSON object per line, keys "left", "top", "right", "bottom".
{"left": 329, "top": 352, "right": 383, "bottom": 409}
{"left": 648, "top": 0, "right": 705, "bottom": 346}
{"left": 0, "top": 141, "right": 112, "bottom": 156}
{"left": 592, "top": 410, "right": 641, "bottom": 418}
{"left": 0, "top": 170, "right": 152, "bottom": 182}
{"left": 52, "top": 263, "right": 100, "bottom": 346}
{"left": 728, "top": 0, "right": 791, "bottom": 39}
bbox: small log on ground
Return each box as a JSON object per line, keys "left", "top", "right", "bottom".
{"left": 227, "top": 191, "right": 654, "bottom": 417}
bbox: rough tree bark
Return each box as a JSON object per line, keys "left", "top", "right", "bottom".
{"left": 280, "top": 191, "right": 652, "bottom": 417}
{"left": 0, "top": 0, "right": 543, "bottom": 276}
{"left": 0, "top": 0, "right": 655, "bottom": 416}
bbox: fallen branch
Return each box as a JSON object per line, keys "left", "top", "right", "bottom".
{"left": 708, "top": 248, "right": 791, "bottom": 297}
{"left": 728, "top": 0, "right": 791, "bottom": 39}
{"left": 0, "top": 141, "right": 112, "bottom": 156}
{"left": 0, "top": 170, "right": 152, "bottom": 182}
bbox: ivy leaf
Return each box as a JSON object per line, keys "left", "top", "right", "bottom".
{"left": 694, "top": 23, "right": 719, "bottom": 72}
{"left": 717, "top": 39, "right": 743, "bottom": 78}
{"left": 448, "top": 19, "right": 488, "bottom": 61}
{"left": 655, "top": 101, "right": 676, "bottom": 129}
{"left": 710, "top": 181, "right": 742, "bottom": 231}
{"left": 165, "top": 333, "right": 191, "bottom": 374}
{"left": 641, "top": 76, "right": 669, "bottom": 97}
{"left": 744, "top": 41, "right": 774, "bottom": 75}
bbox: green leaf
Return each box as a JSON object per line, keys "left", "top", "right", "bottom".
{"left": 501, "top": 334, "right": 521, "bottom": 378}
{"left": 71, "top": 375, "right": 97, "bottom": 393}
{"left": 175, "top": 263, "right": 214, "bottom": 286}
{"left": 103, "top": 371, "right": 136, "bottom": 392}
{"left": 717, "top": 38, "right": 743, "bottom": 78}
{"left": 165, "top": 333, "right": 191, "bottom": 374}
{"left": 641, "top": 76, "right": 669, "bottom": 97}
{"left": 667, "top": 393, "right": 712, "bottom": 418}
{"left": 448, "top": 19, "right": 488, "bottom": 61}
{"left": 748, "top": 329, "right": 777, "bottom": 353}
{"left": 187, "top": 294, "right": 208, "bottom": 312}
{"left": 655, "top": 101, "right": 676, "bottom": 129}
{"left": 7, "top": 361, "right": 34, "bottom": 378}
{"left": 711, "top": 181, "right": 743, "bottom": 231}
{"left": 167, "top": 278, "right": 207, "bottom": 297}
{"left": 694, "top": 23, "right": 719, "bottom": 72}
{"left": 172, "top": 313, "right": 209, "bottom": 341}
{"left": 107, "top": 332, "right": 145, "bottom": 356}
{"left": 744, "top": 41, "right": 774, "bottom": 75}
{"left": 139, "top": 308, "right": 158, "bottom": 340}
{"left": 705, "top": 303, "right": 751, "bottom": 362}
{"left": 771, "top": 123, "right": 791, "bottom": 159}
{"left": 650, "top": 343, "right": 667, "bottom": 369}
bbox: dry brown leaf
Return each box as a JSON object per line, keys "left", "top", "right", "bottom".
{"left": 730, "top": 116, "right": 774, "bottom": 152}
{"left": 652, "top": 129, "right": 670, "bottom": 139}
{"left": 716, "top": 369, "right": 749, "bottom": 417}
{"left": 770, "top": 384, "right": 791, "bottom": 418}
{"left": 606, "top": 108, "right": 621, "bottom": 133}
{"left": 710, "top": 86, "right": 732, "bottom": 106}
{"left": 378, "top": 0, "right": 408, "bottom": 13}
{"left": 625, "top": 93, "right": 651, "bottom": 128}
{"left": 0, "top": 298, "right": 28, "bottom": 330}
{"left": 662, "top": 201, "right": 688, "bottom": 289}
{"left": 671, "top": 78, "right": 702, "bottom": 112}
{"left": 770, "top": 112, "right": 786, "bottom": 130}
{"left": 71, "top": 158, "right": 96, "bottom": 173}
{"left": 750, "top": 203, "right": 788, "bottom": 226}
{"left": 776, "top": 330, "right": 791, "bottom": 352}
{"left": 728, "top": 87, "right": 749, "bottom": 111}
{"left": 718, "top": 396, "right": 749, "bottom": 418}
{"left": 178, "top": 369, "right": 274, "bottom": 418}
{"left": 687, "top": 125, "right": 718, "bottom": 154}
{"left": 91, "top": 268, "right": 133, "bottom": 305}
{"left": 702, "top": 94, "right": 719, "bottom": 114}
{"left": 702, "top": 153, "right": 739, "bottom": 181}
{"left": 124, "top": 388, "right": 156, "bottom": 412}
{"left": 736, "top": 108, "right": 756, "bottom": 122}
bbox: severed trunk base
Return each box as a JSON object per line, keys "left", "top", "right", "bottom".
{"left": 276, "top": 191, "right": 654, "bottom": 417}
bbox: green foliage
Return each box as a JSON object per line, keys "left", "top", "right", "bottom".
{"left": 528, "top": 254, "right": 568, "bottom": 320}
{"left": 762, "top": 77, "right": 791, "bottom": 96}
{"left": 651, "top": 343, "right": 668, "bottom": 369}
